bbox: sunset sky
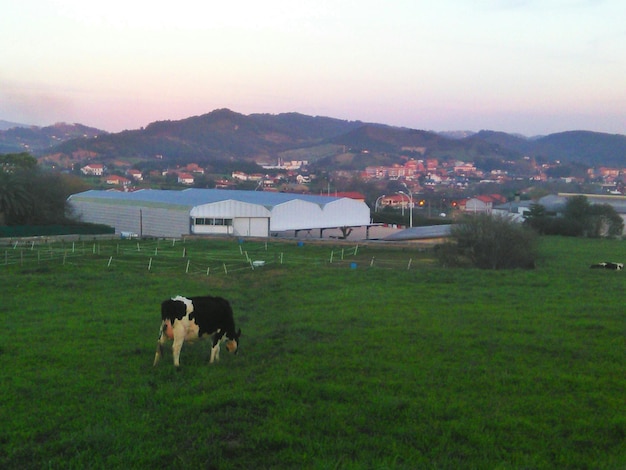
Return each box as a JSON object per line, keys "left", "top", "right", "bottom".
{"left": 2, "top": 0, "right": 625, "bottom": 136}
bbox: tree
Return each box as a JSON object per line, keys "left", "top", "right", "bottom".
{"left": 524, "top": 196, "right": 623, "bottom": 238}
{"left": 1, "top": 151, "right": 90, "bottom": 225}
{"left": 438, "top": 213, "right": 538, "bottom": 269}
{"left": 587, "top": 203, "right": 624, "bottom": 238}
{"left": 23, "top": 172, "right": 88, "bottom": 224}
{"left": 0, "top": 152, "right": 38, "bottom": 172}
{"left": 562, "top": 196, "right": 623, "bottom": 238}
{"left": 523, "top": 203, "right": 556, "bottom": 235}
{"left": 0, "top": 171, "right": 33, "bottom": 224}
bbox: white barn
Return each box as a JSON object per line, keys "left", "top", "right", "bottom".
{"left": 67, "top": 189, "right": 371, "bottom": 238}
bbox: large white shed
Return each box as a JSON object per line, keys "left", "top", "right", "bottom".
{"left": 67, "top": 188, "right": 371, "bottom": 238}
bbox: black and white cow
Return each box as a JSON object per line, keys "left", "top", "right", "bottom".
{"left": 153, "top": 295, "right": 241, "bottom": 367}
{"left": 589, "top": 262, "right": 624, "bottom": 270}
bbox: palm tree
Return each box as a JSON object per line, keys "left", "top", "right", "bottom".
{"left": 0, "top": 171, "right": 32, "bottom": 224}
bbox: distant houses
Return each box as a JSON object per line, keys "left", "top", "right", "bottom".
{"left": 105, "top": 175, "right": 131, "bottom": 187}
{"left": 75, "top": 151, "right": 625, "bottom": 212}
{"left": 177, "top": 173, "right": 194, "bottom": 185}
{"left": 80, "top": 163, "right": 104, "bottom": 176}
{"left": 127, "top": 169, "right": 143, "bottom": 181}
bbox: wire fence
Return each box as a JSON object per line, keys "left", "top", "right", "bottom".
{"left": 1, "top": 237, "right": 432, "bottom": 275}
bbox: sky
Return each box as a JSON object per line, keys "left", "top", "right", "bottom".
{"left": 1, "top": 0, "right": 625, "bottom": 136}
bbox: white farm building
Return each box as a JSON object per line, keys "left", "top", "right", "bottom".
{"left": 67, "top": 189, "right": 372, "bottom": 239}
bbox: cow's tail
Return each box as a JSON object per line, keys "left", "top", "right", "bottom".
{"left": 153, "top": 321, "right": 167, "bottom": 366}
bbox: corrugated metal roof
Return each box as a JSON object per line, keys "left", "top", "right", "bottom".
{"left": 68, "top": 188, "right": 345, "bottom": 209}
{"left": 383, "top": 225, "right": 452, "bottom": 241}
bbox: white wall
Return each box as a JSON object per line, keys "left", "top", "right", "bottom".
{"left": 233, "top": 217, "right": 270, "bottom": 237}
{"left": 269, "top": 198, "right": 369, "bottom": 231}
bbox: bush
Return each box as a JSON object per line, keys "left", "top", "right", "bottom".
{"left": 525, "top": 196, "right": 624, "bottom": 238}
{"left": 442, "top": 213, "right": 538, "bottom": 269}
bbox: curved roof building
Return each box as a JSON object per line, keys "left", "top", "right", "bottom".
{"left": 68, "top": 188, "right": 371, "bottom": 238}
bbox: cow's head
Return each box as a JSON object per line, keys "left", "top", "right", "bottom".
{"left": 161, "top": 298, "right": 189, "bottom": 322}
{"left": 225, "top": 328, "right": 242, "bottom": 354}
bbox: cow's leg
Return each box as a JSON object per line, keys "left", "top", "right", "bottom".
{"left": 210, "top": 344, "right": 221, "bottom": 363}
{"left": 210, "top": 335, "right": 221, "bottom": 363}
{"left": 172, "top": 335, "right": 184, "bottom": 367}
{"left": 153, "top": 344, "right": 162, "bottom": 366}
{"left": 153, "top": 323, "right": 166, "bottom": 366}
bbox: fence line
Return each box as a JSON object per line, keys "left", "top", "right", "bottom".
{"left": 2, "top": 239, "right": 426, "bottom": 272}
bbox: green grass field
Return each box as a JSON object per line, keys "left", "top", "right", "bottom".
{"left": 1, "top": 236, "right": 624, "bottom": 469}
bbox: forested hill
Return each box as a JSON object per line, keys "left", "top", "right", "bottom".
{"left": 2, "top": 108, "right": 625, "bottom": 169}
{"left": 0, "top": 122, "right": 104, "bottom": 155}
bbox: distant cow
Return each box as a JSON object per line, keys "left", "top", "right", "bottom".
{"left": 589, "top": 262, "right": 624, "bottom": 270}
{"left": 153, "top": 295, "right": 241, "bottom": 367}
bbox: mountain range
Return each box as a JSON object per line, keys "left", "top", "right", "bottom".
{"left": 1, "top": 109, "right": 625, "bottom": 170}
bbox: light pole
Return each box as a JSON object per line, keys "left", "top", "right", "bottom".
{"left": 374, "top": 194, "right": 386, "bottom": 212}
{"left": 399, "top": 186, "right": 413, "bottom": 228}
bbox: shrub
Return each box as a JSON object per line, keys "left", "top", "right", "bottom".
{"left": 525, "top": 196, "right": 624, "bottom": 238}
{"left": 444, "top": 213, "right": 538, "bottom": 269}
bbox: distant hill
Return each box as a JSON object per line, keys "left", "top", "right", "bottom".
{"left": 2, "top": 109, "right": 625, "bottom": 170}
{"left": 473, "top": 129, "right": 626, "bottom": 167}
{"left": 0, "top": 119, "right": 29, "bottom": 131}
{"left": 530, "top": 131, "right": 626, "bottom": 167}
{"left": 470, "top": 130, "right": 535, "bottom": 154}
{"left": 38, "top": 109, "right": 365, "bottom": 168}
{"left": 0, "top": 122, "right": 105, "bottom": 155}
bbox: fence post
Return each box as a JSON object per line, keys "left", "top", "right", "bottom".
{"left": 223, "top": 263, "right": 228, "bottom": 275}
{"left": 330, "top": 250, "right": 334, "bottom": 263}
{"left": 108, "top": 256, "right": 113, "bottom": 267}
{"left": 186, "top": 259, "right": 191, "bottom": 273}
{"left": 355, "top": 244, "right": 359, "bottom": 256}
{"left": 148, "top": 257, "right": 152, "bottom": 271}
{"left": 407, "top": 258, "right": 412, "bottom": 270}
{"left": 370, "top": 256, "right": 375, "bottom": 267}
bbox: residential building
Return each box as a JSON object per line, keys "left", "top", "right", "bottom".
{"left": 81, "top": 163, "right": 104, "bottom": 176}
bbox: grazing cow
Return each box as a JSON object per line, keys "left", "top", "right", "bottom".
{"left": 589, "top": 262, "right": 624, "bottom": 270}
{"left": 153, "top": 295, "right": 241, "bottom": 367}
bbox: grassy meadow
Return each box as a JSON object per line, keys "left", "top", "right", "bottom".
{"left": 0, "top": 236, "right": 624, "bottom": 469}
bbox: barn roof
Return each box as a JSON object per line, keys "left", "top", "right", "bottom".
{"left": 68, "top": 188, "right": 348, "bottom": 210}
{"left": 382, "top": 225, "right": 452, "bottom": 241}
